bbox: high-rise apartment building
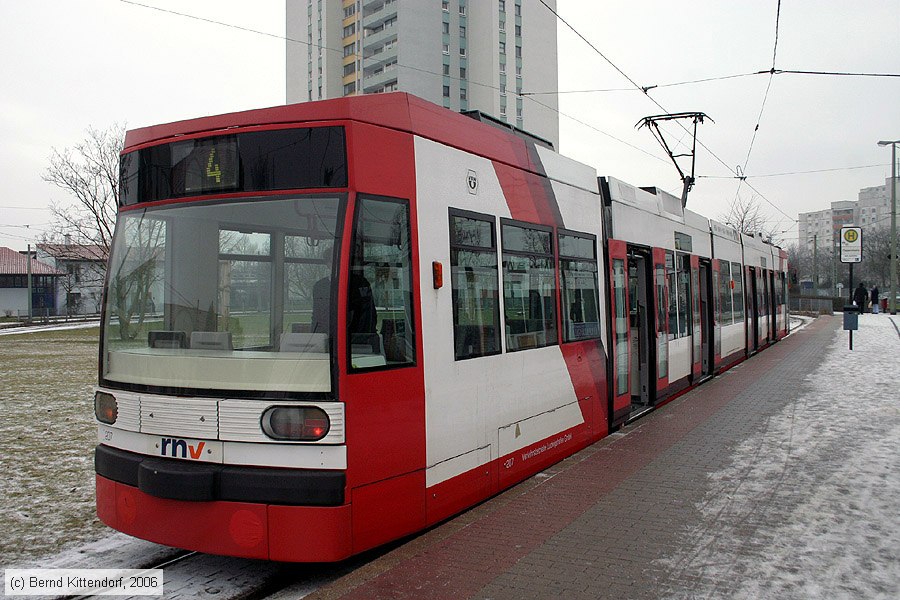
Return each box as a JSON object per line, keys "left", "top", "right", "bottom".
{"left": 286, "top": 0, "right": 560, "bottom": 148}
{"left": 858, "top": 177, "right": 898, "bottom": 229}
{"left": 798, "top": 201, "right": 854, "bottom": 252}
{"left": 797, "top": 177, "right": 899, "bottom": 250}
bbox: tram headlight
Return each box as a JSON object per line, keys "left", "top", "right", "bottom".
{"left": 261, "top": 406, "right": 330, "bottom": 441}
{"left": 94, "top": 391, "right": 118, "bottom": 425}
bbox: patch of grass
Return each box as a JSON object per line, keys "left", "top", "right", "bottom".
{"left": 0, "top": 326, "right": 105, "bottom": 565}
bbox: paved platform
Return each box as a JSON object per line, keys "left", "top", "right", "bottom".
{"left": 303, "top": 315, "right": 900, "bottom": 600}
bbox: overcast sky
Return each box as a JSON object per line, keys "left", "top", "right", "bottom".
{"left": 1, "top": 0, "right": 898, "bottom": 251}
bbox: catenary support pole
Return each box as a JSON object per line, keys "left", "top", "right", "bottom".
{"left": 878, "top": 139, "right": 898, "bottom": 315}
{"left": 26, "top": 243, "right": 33, "bottom": 323}
{"left": 890, "top": 142, "right": 897, "bottom": 315}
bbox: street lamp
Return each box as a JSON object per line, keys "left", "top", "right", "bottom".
{"left": 878, "top": 139, "right": 899, "bottom": 314}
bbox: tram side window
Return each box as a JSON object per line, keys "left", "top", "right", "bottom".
{"left": 666, "top": 251, "right": 691, "bottom": 339}
{"left": 774, "top": 273, "right": 781, "bottom": 308}
{"left": 713, "top": 270, "right": 725, "bottom": 326}
{"left": 558, "top": 231, "right": 601, "bottom": 342}
{"left": 778, "top": 273, "right": 786, "bottom": 307}
{"left": 731, "top": 262, "right": 745, "bottom": 322}
{"left": 719, "top": 261, "right": 734, "bottom": 325}
{"left": 612, "top": 258, "right": 628, "bottom": 396}
{"left": 347, "top": 196, "right": 415, "bottom": 370}
{"left": 666, "top": 250, "right": 677, "bottom": 340}
{"left": 677, "top": 254, "right": 692, "bottom": 338}
{"left": 449, "top": 211, "right": 502, "bottom": 360}
{"left": 655, "top": 262, "right": 668, "bottom": 378}
{"left": 501, "top": 221, "right": 557, "bottom": 351}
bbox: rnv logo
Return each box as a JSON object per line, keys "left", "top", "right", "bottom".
{"left": 160, "top": 438, "right": 206, "bottom": 459}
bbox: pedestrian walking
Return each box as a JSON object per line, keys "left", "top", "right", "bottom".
{"left": 853, "top": 282, "right": 868, "bottom": 312}
{"left": 871, "top": 285, "right": 880, "bottom": 314}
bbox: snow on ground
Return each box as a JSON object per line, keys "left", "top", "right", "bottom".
{"left": 0, "top": 327, "right": 107, "bottom": 567}
{"left": 659, "top": 314, "right": 900, "bottom": 599}
{"left": 3, "top": 312, "right": 892, "bottom": 599}
{"left": 0, "top": 320, "right": 101, "bottom": 336}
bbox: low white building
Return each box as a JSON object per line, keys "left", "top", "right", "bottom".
{"left": 0, "top": 247, "right": 61, "bottom": 318}
{"left": 35, "top": 243, "right": 106, "bottom": 315}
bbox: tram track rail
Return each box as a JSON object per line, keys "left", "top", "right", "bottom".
{"left": 53, "top": 550, "right": 286, "bottom": 600}
{"left": 47, "top": 536, "right": 399, "bottom": 600}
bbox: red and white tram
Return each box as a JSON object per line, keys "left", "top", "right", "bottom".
{"left": 94, "top": 92, "right": 787, "bottom": 561}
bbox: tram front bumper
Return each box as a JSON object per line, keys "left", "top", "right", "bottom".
{"left": 94, "top": 445, "right": 352, "bottom": 562}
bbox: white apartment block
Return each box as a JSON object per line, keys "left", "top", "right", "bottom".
{"left": 858, "top": 177, "right": 899, "bottom": 229}
{"left": 798, "top": 201, "right": 854, "bottom": 251}
{"left": 797, "top": 177, "right": 899, "bottom": 250}
{"left": 286, "top": 0, "right": 560, "bottom": 149}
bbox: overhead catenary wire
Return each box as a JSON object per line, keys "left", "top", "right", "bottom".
{"left": 525, "top": 96, "right": 671, "bottom": 165}
{"left": 539, "top": 0, "right": 746, "bottom": 178}
{"left": 0, "top": 230, "right": 43, "bottom": 242}
{"left": 770, "top": 0, "right": 782, "bottom": 69}
{"left": 118, "top": 0, "right": 670, "bottom": 165}
{"left": 537, "top": 0, "right": 798, "bottom": 226}
{"left": 523, "top": 68, "right": 900, "bottom": 96}
{"left": 120, "top": 0, "right": 339, "bottom": 55}
{"left": 522, "top": 71, "right": 763, "bottom": 96}
{"left": 774, "top": 69, "right": 900, "bottom": 78}
{"left": 116, "top": 1, "right": 892, "bottom": 233}
{"left": 699, "top": 163, "right": 893, "bottom": 179}
{"left": 0, "top": 223, "right": 52, "bottom": 230}
{"left": 535, "top": 0, "right": 645, "bottom": 93}
{"left": 727, "top": 0, "right": 783, "bottom": 226}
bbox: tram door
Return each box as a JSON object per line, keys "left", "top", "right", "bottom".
{"left": 759, "top": 269, "right": 768, "bottom": 345}
{"left": 747, "top": 266, "right": 759, "bottom": 352}
{"left": 608, "top": 240, "right": 632, "bottom": 427}
{"left": 698, "top": 260, "right": 714, "bottom": 378}
{"left": 768, "top": 271, "right": 777, "bottom": 341}
{"left": 652, "top": 248, "right": 669, "bottom": 398}
{"left": 690, "top": 255, "right": 701, "bottom": 381}
{"left": 627, "top": 248, "right": 654, "bottom": 414}
{"left": 762, "top": 270, "right": 770, "bottom": 343}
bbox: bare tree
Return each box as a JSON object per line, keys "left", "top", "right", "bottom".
{"left": 43, "top": 124, "right": 124, "bottom": 258}
{"left": 108, "top": 216, "right": 166, "bottom": 340}
{"left": 719, "top": 194, "right": 784, "bottom": 245}
{"left": 788, "top": 239, "right": 837, "bottom": 289}
{"left": 859, "top": 226, "right": 897, "bottom": 288}
{"left": 786, "top": 243, "right": 808, "bottom": 282}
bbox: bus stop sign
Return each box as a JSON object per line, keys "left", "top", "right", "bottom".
{"left": 840, "top": 226, "right": 862, "bottom": 263}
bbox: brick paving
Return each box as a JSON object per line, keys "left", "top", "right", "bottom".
{"left": 304, "top": 316, "right": 886, "bottom": 599}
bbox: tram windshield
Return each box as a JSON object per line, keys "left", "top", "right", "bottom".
{"left": 101, "top": 195, "right": 343, "bottom": 395}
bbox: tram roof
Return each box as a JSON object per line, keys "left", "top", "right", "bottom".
{"left": 123, "top": 93, "right": 584, "bottom": 186}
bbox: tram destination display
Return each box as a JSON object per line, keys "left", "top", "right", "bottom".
{"left": 119, "top": 127, "right": 348, "bottom": 205}
{"left": 173, "top": 136, "right": 239, "bottom": 194}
